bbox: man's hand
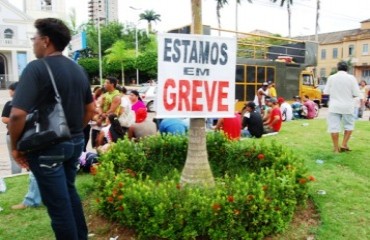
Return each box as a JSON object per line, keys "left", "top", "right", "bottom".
{"left": 12, "top": 150, "right": 28, "bottom": 169}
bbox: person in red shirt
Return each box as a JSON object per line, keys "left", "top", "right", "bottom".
{"left": 264, "top": 98, "right": 282, "bottom": 133}
{"left": 214, "top": 113, "right": 241, "bottom": 140}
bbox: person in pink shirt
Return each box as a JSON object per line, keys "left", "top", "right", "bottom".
{"left": 129, "top": 90, "right": 146, "bottom": 114}
{"left": 302, "top": 95, "right": 316, "bottom": 119}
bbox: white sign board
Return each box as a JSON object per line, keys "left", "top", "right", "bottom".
{"left": 70, "top": 32, "right": 87, "bottom": 52}
{"left": 156, "top": 33, "right": 236, "bottom": 118}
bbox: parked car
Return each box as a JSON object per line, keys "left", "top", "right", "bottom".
{"left": 317, "top": 84, "right": 329, "bottom": 107}
{"left": 138, "top": 85, "right": 157, "bottom": 112}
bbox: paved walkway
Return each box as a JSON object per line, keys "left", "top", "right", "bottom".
{"left": 0, "top": 90, "right": 369, "bottom": 177}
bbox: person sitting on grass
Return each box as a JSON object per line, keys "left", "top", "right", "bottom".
{"left": 241, "top": 101, "right": 264, "bottom": 138}
{"left": 291, "top": 96, "right": 303, "bottom": 119}
{"left": 214, "top": 113, "right": 242, "bottom": 140}
{"left": 263, "top": 97, "right": 283, "bottom": 134}
{"left": 159, "top": 118, "right": 188, "bottom": 135}
{"left": 128, "top": 108, "right": 157, "bottom": 141}
{"left": 96, "top": 113, "right": 125, "bottom": 153}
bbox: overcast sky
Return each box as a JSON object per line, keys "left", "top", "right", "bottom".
{"left": 11, "top": 0, "right": 370, "bottom": 37}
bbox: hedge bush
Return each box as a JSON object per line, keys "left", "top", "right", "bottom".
{"left": 93, "top": 132, "right": 313, "bottom": 239}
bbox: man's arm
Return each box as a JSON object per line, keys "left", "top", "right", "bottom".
{"left": 8, "top": 107, "right": 28, "bottom": 168}
{"left": 83, "top": 102, "right": 96, "bottom": 127}
{"left": 8, "top": 107, "right": 27, "bottom": 151}
{"left": 214, "top": 118, "right": 224, "bottom": 130}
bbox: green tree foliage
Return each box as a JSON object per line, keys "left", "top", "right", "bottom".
{"left": 139, "top": 10, "right": 161, "bottom": 33}
{"left": 105, "top": 40, "right": 136, "bottom": 83}
{"left": 86, "top": 21, "right": 124, "bottom": 54}
{"left": 77, "top": 58, "right": 99, "bottom": 83}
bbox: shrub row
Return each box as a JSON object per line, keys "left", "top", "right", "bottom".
{"left": 93, "top": 132, "right": 313, "bottom": 239}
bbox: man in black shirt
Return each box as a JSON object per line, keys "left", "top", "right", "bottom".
{"left": 8, "top": 18, "right": 95, "bottom": 240}
{"left": 241, "top": 101, "right": 264, "bottom": 138}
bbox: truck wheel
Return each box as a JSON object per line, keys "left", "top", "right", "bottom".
{"left": 147, "top": 101, "right": 155, "bottom": 112}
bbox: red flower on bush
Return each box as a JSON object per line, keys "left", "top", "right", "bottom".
{"left": 233, "top": 209, "right": 240, "bottom": 215}
{"left": 308, "top": 176, "right": 316, "bottom": 181}
{"left": 118, "top": 195, "right": 124, "bottom": 200}
{"left": 118, "top": 182, "right": 124, "bottom": 188}
{"left": 257, "top": 153, "right": 265, "bottom": 160}
{"left": 125, "top": 169, "right": 137, "bottom": 177}
{"left": 227, "top": 195, "right": 235, "bottom": 203}
{"left": 212, "top": 203, "right": 221, "bottom": 211}
{"left": 247, "top": 195, "right": 254, "bottom": 201}
{"left": 112, "top": 189, "right": 118, "bottom": 197}
{"left": 90, "top": 165, "right": 98, "bottom": 175}
{"left": 106, "top": 196, "right": 114, "bottom": 203}
{"left": 117, "top": 206, "right": 124, "bottom": 211}
{"left": 299, "top": 178, "right": 307, "bottom": 184}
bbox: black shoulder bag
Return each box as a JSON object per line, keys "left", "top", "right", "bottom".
{"left": 17, "top": 59, "right": 71, "bottom": 152}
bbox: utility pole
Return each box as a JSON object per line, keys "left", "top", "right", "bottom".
{"left": 315, "top": 0, "right": 320, "bottom": 42}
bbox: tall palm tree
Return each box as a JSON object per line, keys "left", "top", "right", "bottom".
{"left": 139, "top": 10, "right": 161, "bottom": 33}
{"left": 271, "top": 0, "right": 293, "bottom": 37}
{"left": 215, "top": 0, "right": 252, "bottom": 35}
{"left": 180, "top": 0, "right": 215, "bottom": 187}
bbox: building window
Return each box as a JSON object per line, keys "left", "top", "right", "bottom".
{"left": 349, "top": 44, "right": 354, "bottom": 56}
{"left": 41, "top": 0, "right": 52, "bottom": 11}
{"left": 4, "top": 29, "right": 14, "bottom": 39}
{"left": 321, "top": 49, "right": 326, "bottom": 60}
{"left": 362, "top": 44, "right": 368, "bottom": 55}
{"left": 319, "top": 68, "right": 326, "bottom": 78}
{"left": 333, "top": 48, "right": 338, "bottom": 59}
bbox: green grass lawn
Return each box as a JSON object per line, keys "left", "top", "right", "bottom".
{"left": 0, "top": 119, "right": 369, "bottom": 239}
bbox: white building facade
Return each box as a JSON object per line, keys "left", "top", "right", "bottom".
{"left": 0, "top": 0, "right": 66, "bottom": 89}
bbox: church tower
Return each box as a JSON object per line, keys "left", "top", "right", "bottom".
{"left": 23, "top": 0, "right": 67, "bottom": 21}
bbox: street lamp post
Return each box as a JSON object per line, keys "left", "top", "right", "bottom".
{"left": 97, "top": 18, "right": 103, "bottom": 86}
{"left": 130, "top": 6, "right": 142, "bottom": 85}
{"left": 135, "top": 27, "right": 139, "bottom": 85}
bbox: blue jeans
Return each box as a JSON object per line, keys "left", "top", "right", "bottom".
{"left": 27, "top": 137, "right": 88, "bottom": 240}
{"left": 23, "top": 172, "right": 41, "bottom": 207}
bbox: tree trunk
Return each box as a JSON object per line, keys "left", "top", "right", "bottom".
{"left": 181, "top": 0, "right": 215, "bottom": 187}
{"left": 148, "top": 22, "right": 152, "bottom": 33}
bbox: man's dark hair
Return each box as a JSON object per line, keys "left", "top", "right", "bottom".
{"left": 337, "top": 61, "right": 348, "bottom": 71}
{"left": 106, "top": 77, "right": 118, "bottom": 88}
{"left": 34, "top": 18, "right": 71, "bottom": 51}
{"left": 8, "top": 82, "right": 18, "bottom": 91}
{"left": 121, "top": 86, "right": 127, "bottom": 94}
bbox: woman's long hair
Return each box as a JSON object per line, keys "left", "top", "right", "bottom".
{"left": 108, "top": 113, "right": 125, "bottom": 142}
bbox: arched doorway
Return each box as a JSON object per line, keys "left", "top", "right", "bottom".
{"left": 0, "top": 54, "right": 8, "bottom": 89}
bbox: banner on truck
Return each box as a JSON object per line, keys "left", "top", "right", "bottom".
{"left": 156, "top": 33, "right": 236, "bottom": 118}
